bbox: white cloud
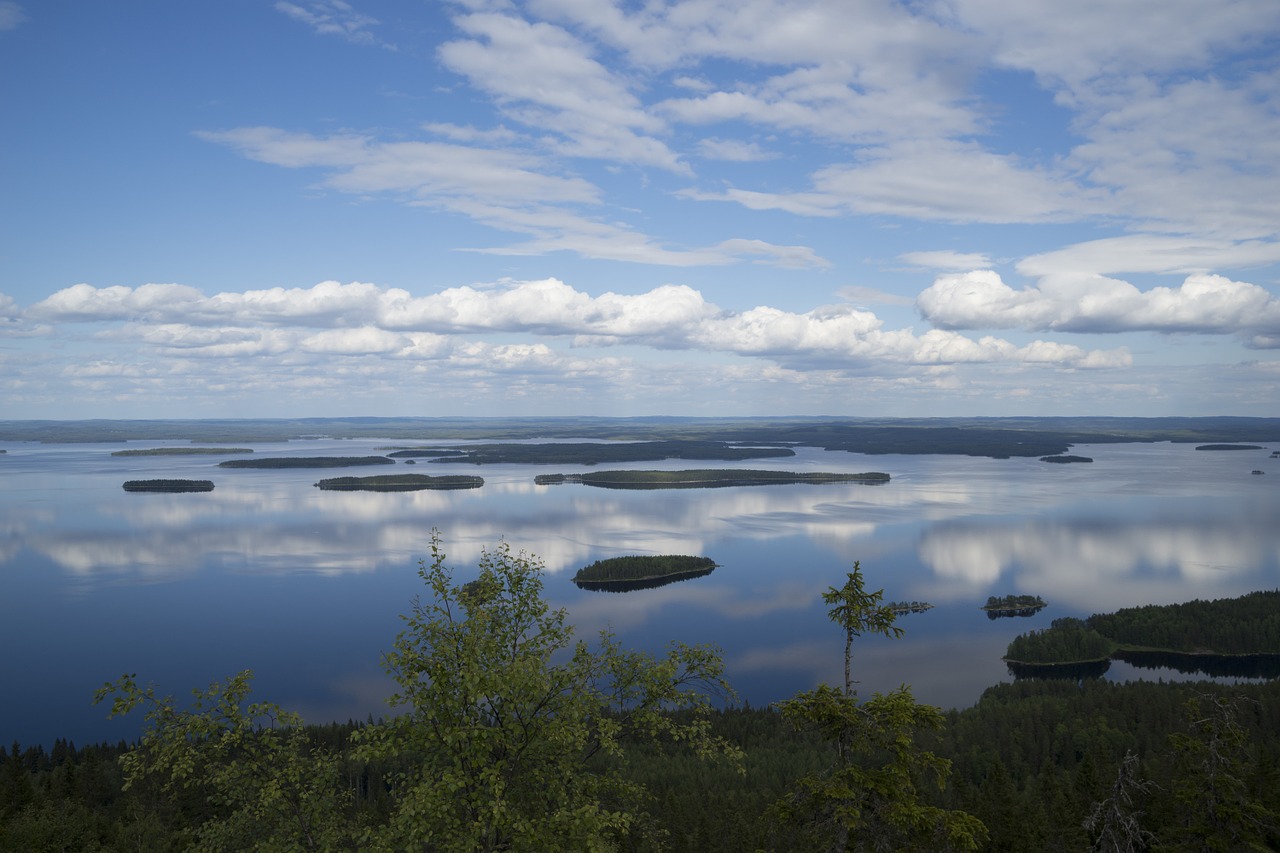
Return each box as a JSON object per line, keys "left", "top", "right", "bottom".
{"left": 900, "top": 251, "right": 994, "bottom": 271}
{"left": 695, "top": 138, "right": 774, "bottom": 162}
{"left": 917, "top": 269, "right": 1280, "bottom": 343}
{"left": 1018, "top": 235, "right": 1280, "bottom": 278}
{"left": 439, "top": 12, "right": 687, "bottom": 173}
{"left": 274, "top": 0, "right": 385, "bottom": 48}
{"left": 20, "top": 277, "right": 1126, "bottom": 373}
{"left": 0, "top": 1, "right": 24, "bottom": 31}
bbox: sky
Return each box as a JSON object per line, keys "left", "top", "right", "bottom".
{"left": 2, "top": 0, "right": 1280, "bottom": 420}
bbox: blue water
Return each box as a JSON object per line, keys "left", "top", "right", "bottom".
{"left": 2, "top": 438, "right": 1277, "bottom": 747}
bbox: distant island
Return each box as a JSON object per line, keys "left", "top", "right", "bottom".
{"left": 1195, "top": 443, "right": 1263, "bottom": 451}
{"left": 6, "top": 416, "right": 1280, "bottom": 459}
{"left": 536, "top": 469, "right": 890, "bottom": 489}
{"left": 410, "top": 440, "right": 795, "bottom": 465}
{"left": 218, "top": 456, "right": 396, "bottom": 469}
{"left": 1039, "top": 455, "right": 1092, "bottom": 464}
{"left": 886, "top": 600, "right": 933, "bottom": 615}
{"left": 572, "top": 555, "right": 716, "bottom": 591}
{"left": 1004, "top": 590, "right": 1280, "bottom": 679}
{"left": 983, "top": 594, "right": 1047, "bottom": 618}
{"left": 314, "top": 474, "right": 483, "bottom": 491}
{"left": 112, "top": 447, "right": 253, "bottom": 456}
{"left": 122, "top": 479, "right": 214, "bottom": 492}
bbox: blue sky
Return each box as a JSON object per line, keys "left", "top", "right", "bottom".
{"left": 3, "top": 0, "right": 1279, "bottom": 419}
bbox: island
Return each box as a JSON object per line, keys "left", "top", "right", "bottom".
{"left": 983, "top": 594, "right": 1047, "bottom": 618}
{"left": 885, "top": 600, "right": 933, "bottom": 615}
{"left": 536, "top": 469, "right": 890, "bottom": 489}
{"left": 122, "top": 479, "right": 214, "bottom": 492}
{"left": 314, "top": 474, "right": 483, "bottom": 491}
{"left": 218, "top": 456, "right": 396, "bottom": 469}
{"left": 112, "top": 447, "right": 253, "bottom": 456}
{"left": 1039, "top": 455, "right": 1092, "bottom": 464}
{"left": 1195, "top": 443, "right": 1263, "bottom": 451}
{"left": 1003, "top": 590, "right": 1280, "bottom": 679}
{"left": 572, "top": 555, "right": 717, "bottom": 591}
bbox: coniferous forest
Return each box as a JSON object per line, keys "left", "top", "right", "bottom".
{"left": 3, "top": 540, "right": 1279, "bottom": 851}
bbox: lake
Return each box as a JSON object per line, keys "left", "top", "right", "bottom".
{"left": 2, "top": 437, "right": 1277, "bottom": 748}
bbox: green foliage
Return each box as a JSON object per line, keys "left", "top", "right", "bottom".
{"left": 1005, "top": 617, "right": 1117, "bottom": 664}
{"left": 772, "top": 564, "right": 986, "bottom": 852}
{"left": 94, "top": 671, "right": 355, "bottom": 852}
{"left": 408, "top": 440, "right": 797, "bottom": 465}
{"left": 573, "top": 555, "right": 717, "bottom": 583}
{"left": 352, "top": 532, "right": 742, "bottom": 851}
{"left": 1086, "top": 591, "right": 1280, "bottom": 655}
{"left": 984, "top": 594, "right": 1046, "bottom": 611}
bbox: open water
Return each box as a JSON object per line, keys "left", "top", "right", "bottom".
{"left": 2, "top": 437, "right": 1278, "bottom": 747}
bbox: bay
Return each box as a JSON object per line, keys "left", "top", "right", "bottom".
{"left": 2, "top": 437, "right": 1277, "bottom": 748}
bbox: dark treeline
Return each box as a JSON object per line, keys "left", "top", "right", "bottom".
{"left": 548, "top": 469, "right": 890, "bottom": 489}
{"left": 419, "top": 441, "right": 797, "bottom": 465}
{"left": 218, "top": 456, "right": 396, "bottom": 469}
{"left": 121, "top": 479, "right": 214, "bottom": 493}
{"left": 1087, "top": 590, "right": 1280, "bottom": 655}
{"left": 313, "top": 474, "right": 484, "bottom": 491}
{"left": 5, "top": 416, "right": 1279, "bottom": 459}
{"left": 1006, "top": 591, "right": 1280, "bottom": 667}
{"left": 5, "top": 679, "right": 1279, "bottom": 851}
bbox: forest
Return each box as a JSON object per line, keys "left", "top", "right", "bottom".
{"left": 3, "top": 541, "right": 1278, "bottom": 852}
{"left": 1005, "top": 591, "right": 1280, "bottom": 666}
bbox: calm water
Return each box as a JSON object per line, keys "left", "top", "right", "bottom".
{"left": 2, "top": 438, "right": 1278, "bottom": 747}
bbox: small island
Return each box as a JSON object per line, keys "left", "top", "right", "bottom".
{"left": 572, "top": 555, "right": 717, "bottom": 591}
{"left": 314, "top": 474, "right": 483, "bottom": 491}
{"left": 1195, "top": 444, "right": 1263, "bottom": 451}
{"left": 1039, "top": 455, "right": 1092, "bottom": 464}
{"left": 536, "top": 469, "right": 890, "bottom": 489}
{"left": 983, "top": 594, "right": 1047, "bottom": 619}
{"left": 122, "top": 479, "right": 214, "bottom": 493}
{"left": 885, "top": 600, "right": 933, "bottom": 615}
{"left": 112, "top": 447, "right": 253, "bottom": 456}
{"left": 218, "top": 456, "right": 396, "bottom": 469}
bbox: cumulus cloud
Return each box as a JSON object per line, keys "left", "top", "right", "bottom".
{"left": 21, "top": 277, "right": 1126, "bottom": 372}
{"left": 917, "top": 269, "right": 1280, "bottom": 343}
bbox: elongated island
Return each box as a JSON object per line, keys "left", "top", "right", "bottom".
{"left": 572, "top": 555, "right": 717, "bottom": 591}
{"left": 538, "top": 469, "right": 890, "bottom": 489}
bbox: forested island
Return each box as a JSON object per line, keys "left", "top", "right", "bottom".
{"left": 1004, "top": 590, "right": 1280, "bottom": 677}
{"left": 572, "top": 555, "right": 717, "bottom": 590}
{"left": 885, "top": 600, "right": 934, "bottom": 614}
{"left": 983, "top": 594, "right": 1047, "bottom": 618}
{"left": 537, "top": 469, "right": 890, "bottom": 489}
{"left": 314, "top": 474, "right": 483, "bottom": 491}
{"left": 218, "top": 456, "right": 395, "bottom": 469}
{"left": 111, "top": 447, "right": 252, "bottom": 456}
{"left": 1195, "top": 443, "right": 1264, "bottom": 450}
{"left": 121, "top": 479, "right": 214, "bottom": 492}
{"left": 1039, "top": 454, "right": 1092, "bottom": 463}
